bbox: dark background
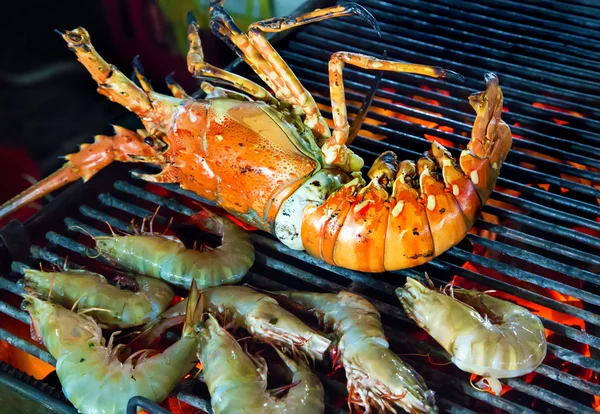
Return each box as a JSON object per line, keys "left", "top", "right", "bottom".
{"left": 0, "top": 0, "right": 239, "bottom": 223}
{"left": 0, "top": 1, "right": 241, "bottom": 182}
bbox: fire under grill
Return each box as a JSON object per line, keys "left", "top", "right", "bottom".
{"left": 1, "top": 0, "right": 599, "bottom": 412}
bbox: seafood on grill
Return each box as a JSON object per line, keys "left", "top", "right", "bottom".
{"left": 22, "top": 282, "right": 202, "bottom": 414}
{"left": 0, "top": 2, "right": 512, "bottom": 273}
{"left": 94, "top": 207, "right": 254, "bottom": 289}
{"left": 162, "top": 285, "right": 331, "bottom": 361}
{"left": 397, "top": 277, "right": 547, "bottom": 380}
{"left": 197, "top": 312, "right": 325, "bottom": 414}
{"left": 21, "top": 268, "right": 174, "bottom": 329}
{"left": 270, "top": 290, "right": 437, "bottom": 414}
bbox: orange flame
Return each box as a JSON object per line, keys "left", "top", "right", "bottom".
{"left": 532, "top": 102, "right": 585, "bottom": 118}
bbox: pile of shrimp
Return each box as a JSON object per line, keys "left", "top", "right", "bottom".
{"left": 20, "top": 209, "right": 546, "bottom": 414}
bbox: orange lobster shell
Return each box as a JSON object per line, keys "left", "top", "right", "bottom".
{"left": 0, "top": 4, "right": 512, "bottom": 273}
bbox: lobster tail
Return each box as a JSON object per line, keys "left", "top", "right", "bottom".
{"left": 299, "top": 74, "right": 511, "bottom": 272}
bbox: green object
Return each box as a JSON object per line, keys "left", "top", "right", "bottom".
{"left": 157, "top": 0, "right": 274, "bottom": 56}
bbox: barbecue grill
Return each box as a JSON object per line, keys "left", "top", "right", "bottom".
{"left": 0, "top": 0, "right": 599, "bottom": 412}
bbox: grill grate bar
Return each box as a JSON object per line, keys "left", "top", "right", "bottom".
{"left": 14, "top": 235, "right": 484, "bottom": 413}
{"left": 534, "top": 364, "right": 600, "bottom": 396}
{"left": 285, "top": 52, "right": 600, "bottom": 155}
{"left": 303, "top": 73, "right": 600, "bottom": 174}
{"left": 488, "top": 0, "right": 600, "bottom": 23}
{"left": 297, "top": 26, "right": 600, "bottom": 104}
{"left": 3, "top": 173, "right": 597, "bottom": 413}
{"left": 322, "top": 17, "right": 600, "bottom": 86}
{"left": 111, "top": 179, "right": 600, "bottom": 357}
{"left": 351, "top": 148, "right": 600, "bottom": 249}
{"left": 504, "top": 377, "right": 597, "bottom": 414}
{"left": 444, "top": 248, "right": 600, "bottom": 308}
{"left": 367, "top": 0, "right": 600, "bottom": 54}
{"left": 473, "top": 220, "right": 600, "bottom": 267}
{"left": 391, "top": 0, "right": 600, "bottom": 40}
{"left": 285, "top": 36, "right": 600, "bottom": 117}
{"left": 546, "top": 343, "right": 600, "bottom": 373}
{"left": 466, "top": 233, "right": 599, "bottom": 285}
{"left": 308, "top": 98, "right": 600, "bottom": 204}
{"left": 43, "top": 231, "right": 535, "bottom": 414}
{"left": 0, "top": 325, "right": 55, "bottom": 366}
{"left": 283, "top": 52, "right": 600, "bottom": 149}
{"left": 109, "top": 178, "right": 600, "bottom": 337}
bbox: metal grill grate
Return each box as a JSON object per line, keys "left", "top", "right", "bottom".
{"left": 1, "top": 0, "right": 599, "bottom": 412}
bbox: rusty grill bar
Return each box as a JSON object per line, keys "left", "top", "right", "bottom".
{"left": 0, "top": 0, "right": 599, "bottom": 412}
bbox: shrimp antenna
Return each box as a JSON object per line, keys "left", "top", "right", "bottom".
{"left": 77, "top": 307, "right": 112, "bottom": 316}
{"left": 110, "top": 343, "right": 126, "bottom": 359}
{"left": 105, "top": 221, "right": 117, "bottom": 237}
{"left": 125, "top": 349, "right": 151, "bottom": 365}
{"left": 71, "top": 292, "right": 87, "bottom": 312}
{"left": 149, "top": 206, "right": 161, "bottom": 234}
{"left": 163, "top": 216, "right": 174, "bottom": 235}
{"left": 424, "top": 272, "right": 435, "bottom": 289}
{"left": 48, "top": 273, "right": 54, "bottom": 302}
{"left": 85, "top": 248, "right": 102, "bottom": 259}
{"left": 107, "top": 330, "right": 123, "bottom": 351}
{"left": 68, "top": 225, "right": 97, "bottom": 242}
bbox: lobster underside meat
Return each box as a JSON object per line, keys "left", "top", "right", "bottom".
{"left": 0, "top": 2, "right": 512, "bottom": 273}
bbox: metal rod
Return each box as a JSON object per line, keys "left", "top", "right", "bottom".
{"left": 0, "top": 327, "right": 55, "bottom": 365}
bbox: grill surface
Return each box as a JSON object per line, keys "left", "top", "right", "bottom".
{"left": 1, "top": 0, "right": 599, "bottom": 413}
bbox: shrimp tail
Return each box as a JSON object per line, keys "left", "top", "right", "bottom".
{"left": 183, "top": 280, "right": 203, "bottom": 337}
{"left": 396, "top": 277, "right": 429, "bottom": 325}
{"left": 189, "top": 208, "right": 224, "bottom": 237}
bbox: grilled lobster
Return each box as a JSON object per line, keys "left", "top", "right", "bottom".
{"left": 0, "top": 2, "right": 512, "bottom": 272}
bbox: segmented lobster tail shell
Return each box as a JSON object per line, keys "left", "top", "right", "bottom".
{"left": 300, "top": 74, "right": 511, "bottom": 272}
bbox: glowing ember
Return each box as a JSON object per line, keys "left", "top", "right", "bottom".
{"left": 424, "top": 134, "right": 454, "bottom": 149}
{"left": 532, "top": 102, "right": 585, "bottom": 118}
{"left": 457, "top": 263, "right": 586, "bottom": 333}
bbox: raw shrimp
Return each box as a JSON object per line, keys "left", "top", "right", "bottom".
{"left": 21, "top": 268, "right": 174, "bottom": 328}
{"left": 197, "top": 313, "right": 325, "bottom": 414}
{"left": 397, "top": 277, "right": 547, "bottom": 379}
{"left": 271, "top": 290, "right": 437, "bottom": 414}
{"left": 94, "top": 208, "right": 254, "bottom": 289}
{"left": 162, "top": 285, "right": 331, "bottom": 361}
{"left": 22, "top": 282, "right": 202, "bottom": 414}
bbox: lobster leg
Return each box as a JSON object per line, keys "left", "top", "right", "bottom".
{"left": 242, "top": 4, "right": 378, "bottom": 141}
{"left": 0, "top": 127, "right": 158, "bottom": 220}
{"left": 57, "top": 28, "right": 182, "bottom": 132}
{"left": 187, "top": 13, "right": 276, "bottom": 104}
{"left": 323, "top": 52, "right": 463, "bottom": 173}
{"left": 209, "top": 3, "right": 379, "bottom": 145}
{"left": 165, "top": 73, "right": 191, "bottom": 100}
